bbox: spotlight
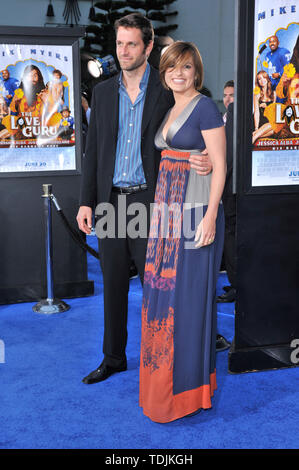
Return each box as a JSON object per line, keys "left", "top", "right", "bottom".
{"left": 87, "top": 55, "right": 118, "bottom": 78}
{"left": 46, "top": 0, "right": 55, "bottom": 17}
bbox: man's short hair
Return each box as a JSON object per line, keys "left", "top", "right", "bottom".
{"left": 114, "top": 13, "right": 154, "bottom": 48}
{"left": 224, "top": 80, "right": 234, "bottom": 89}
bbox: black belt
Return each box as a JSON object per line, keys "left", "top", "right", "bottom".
{"left": 112, "top": 183, "right": 147, "bottom": 194}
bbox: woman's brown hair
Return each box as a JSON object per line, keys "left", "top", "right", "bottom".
{"left": 255, "top": 70, "right": 274, "bottom": 102}
{"left": 159, "top": 41, "right": 204, "bottom": 91}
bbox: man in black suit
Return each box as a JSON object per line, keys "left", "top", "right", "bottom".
{"left": 77, "top": 13, "right": 213, "bottom": 384}
{"left": 217, "top": 101, "right": 236, "bottom": 303}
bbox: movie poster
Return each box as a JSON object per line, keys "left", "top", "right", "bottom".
{"left": 252, "top": 0, "right": 299, "bottom": 186}
{"left": 0, "top": 43, "right": 76, "bottom": 173}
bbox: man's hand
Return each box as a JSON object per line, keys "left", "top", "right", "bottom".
{"left": 189, "top": 150, "right": 212, "bottom": 176}
{"left": 272, "top": 72, "right": 280, "bottom": 79}
{"left": 76, "top": 206, "right": 93, "bottom": 235}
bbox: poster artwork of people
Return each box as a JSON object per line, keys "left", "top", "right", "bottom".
{"left": 0, "top": 43, "right": 76, "bottom": 173}
{"left": 252, "top": 0, "right": 299, "bottom": 187}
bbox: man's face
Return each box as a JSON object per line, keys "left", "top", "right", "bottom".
{"left": 223, "top": 86, "right": 234, "bottom": 109}
{"left": 116, "top": 27, "right": 153, "bottom": 72}
{"left": 2, "top": 70, "right": 9, "bottom": 80}
{"left": 269, "top": 36, "right": 279, "bottom": 52}
{"left": 26, "top": 69, "right": 39, "bottom": 86}
{"left": 22, "top": 68, "right": 42, "bottom": 106}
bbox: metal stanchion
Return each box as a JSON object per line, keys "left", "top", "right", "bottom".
{"left": 33, "top": 184, "right": 70, "bottom": 314}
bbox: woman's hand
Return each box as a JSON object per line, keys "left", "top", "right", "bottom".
{"left": 194, "top": 213, "right": 216, "bottom": 248}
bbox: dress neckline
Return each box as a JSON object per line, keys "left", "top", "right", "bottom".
{"left": 162, "top": 94, "right": 203, "bottom": 144}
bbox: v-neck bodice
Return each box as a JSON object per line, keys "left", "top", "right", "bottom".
{"left": 162, "top": 94, "right": 202, "bottom": 141}
{"left": 154, "top": 93, "right": 224, "bottom": 208}
{"left": 155, "top": 93, "right": 223, "bottom": 154}
{"left": 155, "top": 94, "right": 204, "bottom": 152}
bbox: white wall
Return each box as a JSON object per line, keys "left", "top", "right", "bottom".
{"left": 169, "top": 0, "right": 235, "bottom": 104}
{"left": 0, "top": 0, "right": 235, "bottom": 105}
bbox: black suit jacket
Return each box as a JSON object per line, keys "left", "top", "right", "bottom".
{"left": 223, "top": 101, "right": 234, "bottom": 197}
{"left": 79, "top": 66, "right": 174, "bottom": 208}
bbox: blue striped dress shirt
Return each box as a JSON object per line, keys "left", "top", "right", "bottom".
{"left": 113, "top": 63, "right": 150, "bottom": 187}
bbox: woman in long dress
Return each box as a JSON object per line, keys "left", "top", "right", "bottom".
{"left": 139, "top": 41, "right": 226, "bottom": 423}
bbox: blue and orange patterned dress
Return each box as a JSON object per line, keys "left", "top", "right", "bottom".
{"left": 139, "top": 94, "right": 225, "bottom": 423}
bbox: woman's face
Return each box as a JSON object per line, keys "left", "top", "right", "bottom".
{"left": 258, "top": 74, "right": 268, "bottom": 87}
{"left": 164, "top": 54, "right": 197, "bottom": 95}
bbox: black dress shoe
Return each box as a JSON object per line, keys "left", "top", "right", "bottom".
{"left": 223, "top": 285, "right": 232, "bottom": 292}
{"left": 217, "top": 288, "right": 236, "bottom": 303}
{"left": 216, "top": 334, "right": 231, "bottom": 352}
{"left": 82, "top": 363, "right": 127, "bottom": 384}
{"left": 129, "top": 265, "right": 138, "bottom": 280}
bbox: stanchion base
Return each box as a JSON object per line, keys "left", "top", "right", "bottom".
{"left": 32, "top": 298, "right": 70, "bottom": 314}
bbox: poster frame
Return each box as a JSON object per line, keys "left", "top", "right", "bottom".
{"left": 235, "top": 0, "right": 299, "bottom": 195}
{"left": 0, "top": 25, "right": 85, "bottom": 178}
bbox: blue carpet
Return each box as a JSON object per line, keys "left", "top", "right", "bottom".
{"left": 0, "top": 235, "right": 298, "bottom": 449}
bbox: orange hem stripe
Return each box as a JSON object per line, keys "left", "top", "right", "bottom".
{"left": 140, "top": 369, "right": 217, "bottom": 424}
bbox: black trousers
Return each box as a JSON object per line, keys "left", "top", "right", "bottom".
{"left": 222, "top": 194, "right": 236, "bottom": 289}
{"left": 96, "top": 189, "right": 151, "bottom": 368}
